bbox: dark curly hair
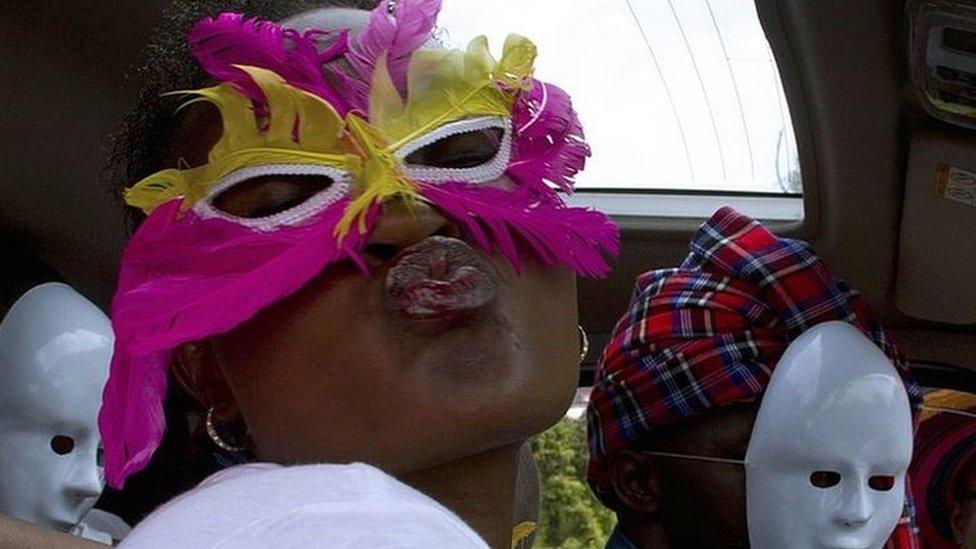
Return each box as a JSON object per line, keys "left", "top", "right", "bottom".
{"left": 106, "top": 0, "right": 377, "bottom": 229}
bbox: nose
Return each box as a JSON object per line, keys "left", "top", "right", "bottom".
{"left": 364, "top": 199, "right": 460, "bottom": 263}
{"left": 835, "top": 482, "right": 873, "bottom": 528}
{"left": 65, "top": 465, "right": 103, "bottom": 504}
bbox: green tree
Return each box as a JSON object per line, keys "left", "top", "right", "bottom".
{"left": 530, "top": 417, "right": 615, "bottom": 549}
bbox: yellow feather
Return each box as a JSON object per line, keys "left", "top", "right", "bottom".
{"left": 124, "top": 69, "right": 356, "bottom": 213}
{"left": 497, "top": 34, "right": 537, "bottom": 90}
{"left": 334, "top": 114, "right": 420, "bottom": 238}
{"left": 367, "top": 54, "right": 406, "bottom": 130}
{"left": 174, "top": 86, "right": 262, "bottom": 160}
{"left": 370, "top": 35, "right": 538, "bottom": 150}
{"left": 510, "top": 521, "right": 537, "bottom": 549}
{"left": 125, "top": 169, "right": 191, "bottom": 214}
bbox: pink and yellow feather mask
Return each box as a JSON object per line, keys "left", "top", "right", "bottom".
{"left": 101, "top": 0, "right": 619, "bottom": 487}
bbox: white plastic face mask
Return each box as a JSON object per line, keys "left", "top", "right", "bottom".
{"left": 0, "top": 283, "right": 113, "bottom": 532}
{"left": 745, "top": 321, "right": 914, "bottom": 549}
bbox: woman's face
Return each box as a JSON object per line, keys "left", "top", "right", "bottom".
{"left": 176, "top": 105, "right": 581, "bottom": 474}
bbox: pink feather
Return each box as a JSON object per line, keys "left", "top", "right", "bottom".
{"left": 101, "top": 199, "right": 372, "bottom": 486}
{"left": 346, "top": 0, "right": 442, "bottom": 110}
{"left": 189, "top": 13, "right": 353, "bottom": 115}
{"left": 99, "top": 347, "right": 168, "bottom": 488}
{"left": 508, "top": 80, "right": 591, "bottom": 195}
{"left": 421, "top": 183, "right": 619, "bottom": 278}
{"left": 100, "top": 200, "right": 183, "bottom": 488}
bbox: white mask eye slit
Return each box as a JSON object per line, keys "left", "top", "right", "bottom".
{"left": 50, "top": 435, "right": 75, "bottom": 455}
{"left": 809, "top": 470, "right": 842, "bottom": 489}
{"left": 396, "top": 116, "right": 512, "bottom": 185}
{"left": 867, "top": 475, "right": 895, "bottom": 491}
{"left": 193, "top": 164, "right": 352, "bottom": 231}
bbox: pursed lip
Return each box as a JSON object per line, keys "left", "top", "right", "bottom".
{"left": 384, "top": 236, "right": 497, "bottom": 322}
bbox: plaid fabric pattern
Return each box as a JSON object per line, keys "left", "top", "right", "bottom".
{"left": 885, "top": 484, "right": 922, "bottom": 549}
{"left": 586, "top": 207, "right": 923, "bottom": 545}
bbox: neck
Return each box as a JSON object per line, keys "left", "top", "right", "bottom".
{"left": 620, "top": 516, "right": 672, "bottom": 549}
{"left": 400, "top": 443, "right": 521, "bottom": 549}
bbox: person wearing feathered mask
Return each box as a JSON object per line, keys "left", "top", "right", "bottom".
{"left": 100, "top": 0, "right": 618, "bottom": 546}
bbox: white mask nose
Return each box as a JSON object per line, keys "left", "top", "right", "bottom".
{"left": 64, "top": 472, "right": 103, "bottom": 503}
{"left": 835, "top": 485, "right": 874, "bottom": 529}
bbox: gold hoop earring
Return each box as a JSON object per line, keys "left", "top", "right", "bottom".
{"left": 578, "top": 325, "right": 590, "bottom": 365}
{"left": 206, "top": 407, "right": 246, "bottom": 452}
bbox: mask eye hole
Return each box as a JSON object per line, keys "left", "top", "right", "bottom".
{"left": 50, "top": 435, "right": 75, "bottom": 455}
{"left": 868, "top": 475, "right": 895, "bottom": 491}
{"left": 404, "top": 127, "right": 504, "bottom": 169}
{"left": 212, "top": 174, "right": 335, "bottom": 219}
{"left": 810, "top": 470, "right": 841, "bottom": 488}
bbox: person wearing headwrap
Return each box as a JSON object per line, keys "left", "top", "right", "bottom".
{"left": 911, "top": 390, "right": 976, "bottom": 549}
{"left": 586, "top": 206, "right": 923, "bottom": 549}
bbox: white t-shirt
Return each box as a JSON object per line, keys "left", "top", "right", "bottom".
{"left": 120, "top": 462, "right": 488, "bottom": 548}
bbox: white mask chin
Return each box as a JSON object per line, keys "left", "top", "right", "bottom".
{"left": 0, "top": 283, "right": 113, "bottom": 532}
{"left": 745, "top": 321, "right": 913, "bottom": 549}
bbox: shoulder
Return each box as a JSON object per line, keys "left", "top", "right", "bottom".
{"left": 120, "top": 462, "right": 487, "bottom": 548}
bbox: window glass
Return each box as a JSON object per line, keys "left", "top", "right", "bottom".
{"left": 439, "top": 0, "right": 801, "bottom": 194}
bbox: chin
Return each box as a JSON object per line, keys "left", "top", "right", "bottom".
{"left": 522, "top": 379, "right": 578, "bottom": 431}
{"left": 485, "top": 381, "right": 578, "bottom": 443}
{"left": 400, "top": 392, "right": 569, "bottom": 474}
{"left": 818, "top": 534, "right": 875, "bottom": 549}
{"left": 435, "top": 349, "right": 574, "bottom": 427}
{"left": 417, "top": 321, "right": 516, "bottom": 383}
{"left": 41, "top": 512, "right": 81, "bottom": 533}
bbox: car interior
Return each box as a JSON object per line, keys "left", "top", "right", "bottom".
{"left": 1, "top": 0, "right": 975, "bottom": 546}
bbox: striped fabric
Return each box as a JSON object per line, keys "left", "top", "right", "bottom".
{"left": 911, "top": 390, "right": 976, "bottom": 549}
{"left": 586, "top": 207, "right": 923, "bottom": 546}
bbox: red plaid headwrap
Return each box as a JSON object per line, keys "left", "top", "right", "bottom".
{"left": 586, "top": 207, "right": 923, "bottom": 544}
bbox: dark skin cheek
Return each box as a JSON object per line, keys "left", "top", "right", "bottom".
{"left": 215, "top": 263, "right": 405, "bottom": 459}
{"left": 652, "top": 406, "right": 755, "bottom": 549}
{"left": 657, "top": 460, "right": 748, "bottom": 549}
